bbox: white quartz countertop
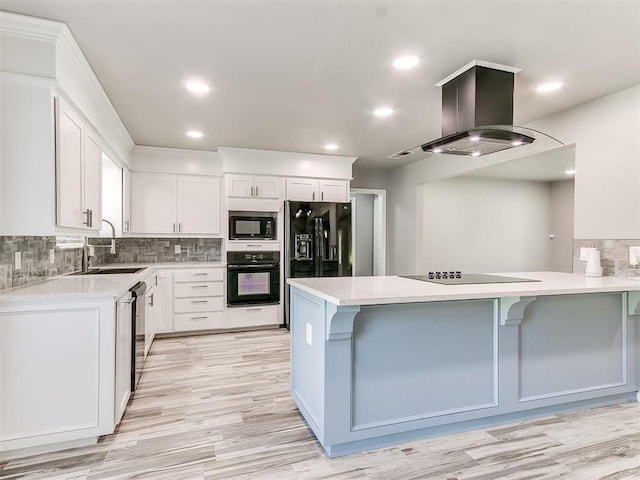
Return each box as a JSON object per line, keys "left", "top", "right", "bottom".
{"left": 0, "top": 262, "right": 225, "bottom": 304}
{"left": 287, "top": 272, "right": 640, "bottom": 306}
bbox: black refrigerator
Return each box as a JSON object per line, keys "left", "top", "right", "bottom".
{"left": 284, "top": 201, "right": 352, "bottom": 328}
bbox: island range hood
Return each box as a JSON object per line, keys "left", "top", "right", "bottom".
{"left": 420, "top": 61, "right": 535, "bottom": 157}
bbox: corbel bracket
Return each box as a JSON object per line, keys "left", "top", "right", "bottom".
{"left": 500, "top": 296, "right": 537, "bottom": 326}
{"left": 325, "top": 304, "right": 361, "bottom": 341}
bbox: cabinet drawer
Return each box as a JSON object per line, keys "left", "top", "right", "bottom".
{"left": 173, "top": 268, "right": 224, "bottom": 283}
{"left": 174, "top": 282, "right": 223, "bottom": 298}
{"left": 227, "top": 304, "right": 279, "bottom": 328}
{"left": 174, "top": 297, "right": 224, "bottom": 313}
{"left": 174, "top": 311, "right": 226, "bottom": 332}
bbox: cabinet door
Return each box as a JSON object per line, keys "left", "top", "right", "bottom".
{"left": 177, "top": 176, "right": 221, "bottom": 234}
{"left": 254, "top": 176, "right": 283, "bottom": 199}
{"left": 144, "top": 285, "right": 155, "bottom": 357}
{"left": 151, "top": 272, "right": 172, "bottom": 334}
{"left": 319, "top": 180, "right": 348, "bottom": 202}
{"left": 130, "top": 172, "right": 177, "bottom": 234}
{"left": 225, "top": 174, "right": 253, "bottom": 198}
{"left": 286, "top": 178, "right": 319, "bottom": 201}
{"left": 57, "top": 102, "right": 84, "bottom": 228}
{"left": 122, "top": 168, "right": 131, "bottom": 233}
{"left": 83, "top": 129, "right": 102, "bottom": 230}
{"left": 115, "top": 295, "right": 132, "bottom": 424}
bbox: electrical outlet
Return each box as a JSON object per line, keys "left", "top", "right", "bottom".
{"left": 306, "top": 323, "right": 312, "bottom": 346}
{"left": 175, "top": 245, "right": 181, "bottom": 254}
{"left": 630, "top": 246, "right": 640, "bottom": 266}
{"left": 49, "top": 249, "right": 55, "bottom": 264}
{"left": 14, "top": 251, "right": 21, "bottom": 270}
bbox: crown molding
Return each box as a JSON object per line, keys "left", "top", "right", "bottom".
{"left": 0, "top": 10, "right": 64, "bottom": 42}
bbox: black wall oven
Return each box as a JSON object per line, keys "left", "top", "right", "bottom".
{"left": 227, "top": 251, "right": 280, "bottom": 306}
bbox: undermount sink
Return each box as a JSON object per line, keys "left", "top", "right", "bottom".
{"left": 68, "top": 267, "right": 145, "bottom": 276}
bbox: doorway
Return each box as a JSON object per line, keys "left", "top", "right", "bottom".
{"left": 350, "top": 188, "right": 386, "bottom": 276}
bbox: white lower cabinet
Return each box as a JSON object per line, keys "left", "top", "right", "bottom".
{"left": 0, "top": 300, "right": 116, "bottom": 453}
{"left": 228, "top": 304, "right": 279, "bottom": 328}
{"left": 172, "top": 267, "right": 227, "bottom": 332}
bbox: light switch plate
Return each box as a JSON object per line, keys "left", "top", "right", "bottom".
{"left": 14, "top": 251, "right": 21, "bottom": 270}
{"left": 306, "top": 323, "right": 312, "bottom": 346}
{"left": 175, "top": 245, "right": 181, "bottom": 254}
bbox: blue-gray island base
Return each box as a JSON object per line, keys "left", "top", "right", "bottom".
{"left": 288, "top": 272, "right": 640, "bottom": 457}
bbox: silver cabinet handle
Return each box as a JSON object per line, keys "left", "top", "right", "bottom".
{"left": 191, "top": 300, "right": 208, "bottom": 304}
{"left": 312, "top": 191, "right": 315, "bottom": 201}
{"left": 193, "top": 272, "right": 209, "bottom": 276}
{"left": 83, "top": 209, "right": 91, "bottom": 227}
{"left": 178, "top": 222, "right": 182, "bottom": 233}
{"left": 191, "top": 285, "right": 209, "bottom": 289}
{"left": 246, "top": 307, "right": 262, "bottom": 312}
{"left": 172, "top": 222, "right": 176, "bottom": 233}
{"left": 89, "top": 209, "right": 93, "bottom": 227}
{"left": 250, "top": 186, "right": 254, "bottom": 196}
{"left": 245, "top": 244, "right": 263, "bottom": 248}
{"left": 149, "top": 293, "right": 154, "bottom": 307}
{"left": 125, "top": 220, "right": 130, "bottom": 232}
{"left": 191, "top": 316, "right": 208, "bottom": 320}
{"left": 321, "top": 191, "right": 324, "bottom": 201}
{"left": 255, "top": 186, "right": 259, "bottom": 197}
{"left": 154, "top": 275, "right": 158, "bottom": 286}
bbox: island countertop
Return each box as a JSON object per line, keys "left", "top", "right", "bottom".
{"left": 287, "top": 271, "right": 640, "bottom": 306}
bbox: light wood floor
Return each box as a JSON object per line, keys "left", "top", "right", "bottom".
{"left": 1, "top": 329, "right": 639, "bottom": 479}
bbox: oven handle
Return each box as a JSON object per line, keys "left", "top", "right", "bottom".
{"left": 227, "top": 263, "right": 279, "bottom": 269}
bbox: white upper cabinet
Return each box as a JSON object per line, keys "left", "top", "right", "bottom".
{"left": 285, "top": 178, "right": 349, "bottom": 202}
{"left": 225, "top": 174, "right": 283, "bottom": 200}
{"left": 130, "top": 172, "right": 177, "bottom": 234}
{"left": 122, "top": 168, "right": 131, "bottom": 233}
{"left": 56, "top": 99, "right": 102, "bottom": 231}
{"left": 130, "top": 172, "right": 221, "bottom": 235}
{"left": 177, "top": 176, "right": 221, "bottom": 234}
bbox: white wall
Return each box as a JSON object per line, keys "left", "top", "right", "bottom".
{"left": 351, "top": 166, "right": 389, "bottom": 190}
{"left": 527, "top": 85, "right": 640, "bottom": 239}
{"left": 416, "top": 177, "right": 552, "bottom": 274}
{"left": 352, "top": 193, "right": 375, "bottom": 276}
{"left": 550, "top": 179, "right": 575, "bottom": 272}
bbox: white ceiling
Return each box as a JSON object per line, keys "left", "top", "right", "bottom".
{"left": 1, "top": 1, "right": 638, "bottom": 169}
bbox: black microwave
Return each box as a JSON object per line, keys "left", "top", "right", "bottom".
{"left": 229, "top": 215, "right": 276, "bottom": 240}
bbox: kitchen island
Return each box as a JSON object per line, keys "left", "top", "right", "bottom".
{"left": 287, "top": 272, "right": 640, "bottom": 457}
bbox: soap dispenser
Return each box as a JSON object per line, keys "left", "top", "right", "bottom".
{"left": 585, "top": 248, "right": 603, "bottom": 277}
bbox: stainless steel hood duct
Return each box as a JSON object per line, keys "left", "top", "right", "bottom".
{"left": 421, "top": 61, "right": 535, "bottom": 157}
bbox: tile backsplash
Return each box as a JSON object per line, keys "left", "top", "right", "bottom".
{"left": 0, "top": 236, "right": 223, "bottom": 291}
{"left": 573, "top": 239, "right": 640, "bottom": 277}
{"left": 88, "top": 237, "right": 222, "bottom": 265}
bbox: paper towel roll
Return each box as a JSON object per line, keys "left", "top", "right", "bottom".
{"left": 585, "top": 248, "right": 603, "bottom": 277}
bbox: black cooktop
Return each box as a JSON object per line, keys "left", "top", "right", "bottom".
{"left": 401, "top": 273, "right": 540, "bottom": 285}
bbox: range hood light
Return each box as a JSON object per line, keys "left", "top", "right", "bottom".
{"left": 432, "top": 148, "right": 443, "bottom": 153}
{"left": 470, "top": 136, "right": 480, "bottom": 141}
{"left": 511, "top": 141, "right": 523, "bottom": 146}
{"left": 471, "top": 151, "right": 481, "bottom": 157}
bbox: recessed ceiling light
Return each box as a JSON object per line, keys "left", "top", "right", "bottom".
{"left": 565, "top": 169, "right": 576, "bottom": 175}
{"left": 324, "top": 143, "right": 339, "bottom": 151}
{"left": 537, "top": 81, "right": 563, "bottom": 93}
{"left": 185, "top": 81, "right": 210, "bottom": 94}
{"left": 374, "top": 107, "right": 394, "bottom": 117}
{"left": 393, "top": 55, "right": 421, "bottom": 70}
{"left": 471, "top": 151, "right": 481, "bottom": 157}
{"left": 186, "top": 130, "right": 203, "bottom": 138}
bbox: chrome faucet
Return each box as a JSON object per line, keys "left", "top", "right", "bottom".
{"left": 102, "top": 219, "right": 117, "bottom": 254}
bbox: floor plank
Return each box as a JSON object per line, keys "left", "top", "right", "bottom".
{"left": 1, "top": 329, "right": 638, "bottom": 479}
